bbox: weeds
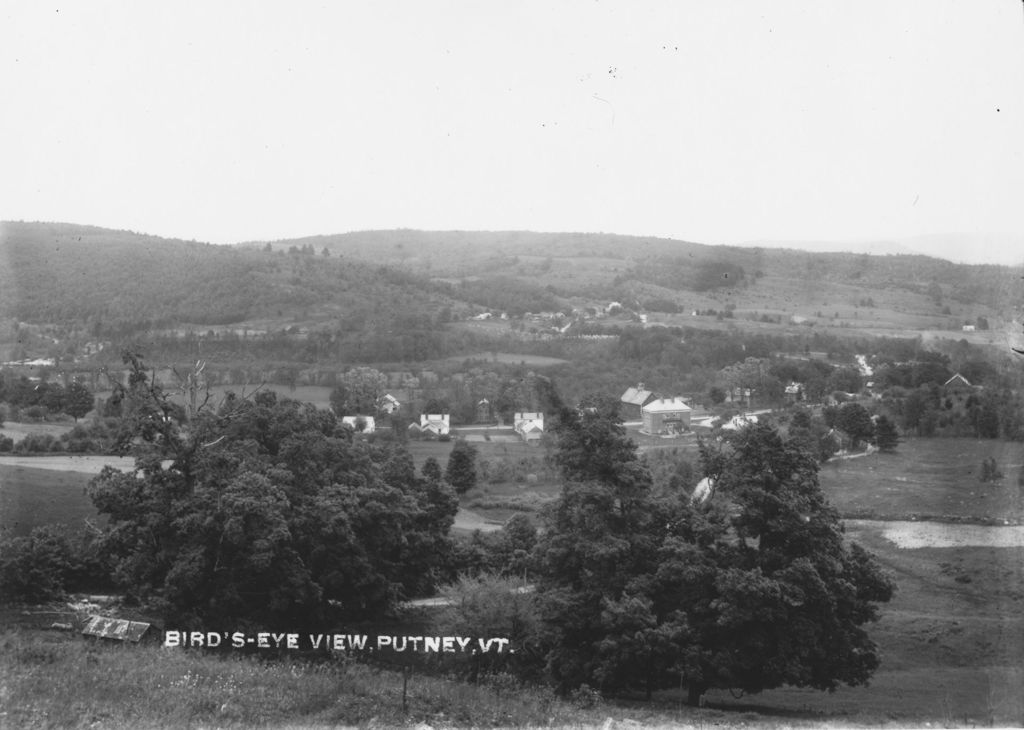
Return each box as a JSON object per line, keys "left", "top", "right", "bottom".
{"left": 0, "top": 630, "right": 619, "bottom": 728}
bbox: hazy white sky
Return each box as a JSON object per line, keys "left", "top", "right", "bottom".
{"left": 2, "top": 2, "right": 1023, "bottom": 262}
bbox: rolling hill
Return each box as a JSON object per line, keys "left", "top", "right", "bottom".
{"left": 1, "top": 221, "right": 1020, "bottom": 369}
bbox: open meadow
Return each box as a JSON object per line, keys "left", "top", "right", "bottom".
{"left": 818, "top": 437, "right": 1024, "bottom": 524}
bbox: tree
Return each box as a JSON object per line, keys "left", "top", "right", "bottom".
{"left": 87, "top": 352, "right": 457, "bottom": 627}
{"left": 445, "top": 439, "right": 478, "bottom": 494}
{"left": 873, "top": 415, "right": 900, "bottom": 452}
{"left": 835, "top": 402, "right": 874, "bottom": 449}
{"left": 421, "top": 456, "right": 443, "bottom": 483}
{"left": 534, "top": 405, "right": 894, "bottom": 705}
{"left": 330, "top": 367, "right": 388, "bottom": 415}
{"left": 64, "top": 381, "right": 95, "bottom": 421}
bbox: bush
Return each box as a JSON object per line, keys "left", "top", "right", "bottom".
{"left": 13, "top": 433, "right": 59, "bottom": 454}
{"left": 0, "top": 435, "right": 13, "bottom": 453}
{"left": 0, "top": 527, "right": 82, "bottom": 603}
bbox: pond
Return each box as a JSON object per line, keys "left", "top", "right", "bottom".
{"left": 848, "top": 519, "right": 1024, "bottom": 548}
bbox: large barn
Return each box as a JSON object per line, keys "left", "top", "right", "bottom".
{"left": 641, "top": 397, "right": 692, "bottom": 434}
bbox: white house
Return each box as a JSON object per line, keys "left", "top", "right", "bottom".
{"left": 419, "top": 413, "right": 450, "bottom": 436}
{"left": 513, "top": 412, "right": 545, "bottom": 443}
{"left": 379, "top": 393, "right": 401, "bottom": 414}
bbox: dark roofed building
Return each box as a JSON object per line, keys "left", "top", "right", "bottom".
{"left": 620, "top": 382, "right": 657, "bottom": 420}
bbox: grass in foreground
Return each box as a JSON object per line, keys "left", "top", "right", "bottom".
{"left": 1, "top": 627, "right": 892, "bottom": 729}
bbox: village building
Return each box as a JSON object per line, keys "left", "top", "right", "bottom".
{"left": 513, "top": 411, "right": 545, "bottom": 443}
{"left": 620, "top": 383, "right": 657, "bottom": 420}
{"left": 379, "top": 393, "right": 401, "bottom": 414}
{"left": 784, "top": 382, "right": 803, "bottom": 403}
{"left": 641, "top": 397, "right": 692, "bottom": 434}
{"left": 412, "top": 413, "right": 450, "bottom": 437}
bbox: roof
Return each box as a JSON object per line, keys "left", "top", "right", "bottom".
{"left": 341, "top": 415, "right": 376, "bottom": 432}
{"left": 944, "top": 373, "right": 972, "bottom": 388}
{"left": 642, "top": 397, "right": 692, "bottom": 413}
{"left": 721, "top": 414, "right": 758, "bottom": 431}
{"left": 621, "top": 384, "right": 655, "bottom": 406}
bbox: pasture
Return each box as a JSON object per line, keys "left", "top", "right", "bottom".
{"left": 818, "top": 437, "right": 1024, "bottom": 524}
{"left": 438, "top": 350, "right": 571, "bottom": 368}
{"left": 0, "top": 419, "right": 77, "bottom": 443}
{"left": 0, "top": 462, "right": 97, "bottom": 538}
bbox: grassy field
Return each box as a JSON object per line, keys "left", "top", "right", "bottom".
{"left": 0, "top": 463, "right": 97, "bottom": 538}
{"left": 818, "top": 437, "right": 1024, "bottom": 524}
{"left": 0, "top": 419, "right": 77, "bottom": 443}
{"left": 438, "top": 348, "right": 571, "bottom": 368}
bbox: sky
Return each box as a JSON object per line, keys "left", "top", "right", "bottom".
{"left": 2, "top": 2, "right": 1023, "bottom": 264}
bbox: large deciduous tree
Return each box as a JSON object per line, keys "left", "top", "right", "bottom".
{"left": 835, "top": 402, "right": 874, "bottom": 449}
{"left": 64, "top": 381, "right": 95, "bottom": 421}
{"left": 534, "top": 402, "right": 894, "bottom": 705}
{"left": 88, "top": 352, "right": 457, "bottom": 628}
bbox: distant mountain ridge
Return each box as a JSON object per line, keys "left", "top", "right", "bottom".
{"left": 2, "top": 222, "right": 1019, "bottom": 338}
{"left": 742, "top": 234, "right": 1024, "bottom": 267}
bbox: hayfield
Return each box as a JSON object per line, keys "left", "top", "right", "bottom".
{"left": 818, "top": 437, "right": 1024, "bottom": 523}
{"left": 0, "top": 419, "right": 77, "bottom": 443}
{"left": 439, "top": 350, "right": 571, "bottom": 368}
{"left": 0, "top": 463, "right": 98, "bottom": 538}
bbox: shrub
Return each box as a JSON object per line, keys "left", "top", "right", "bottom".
{"left": 14, "top": 433, "right": 60, "bottom": 453}
{"left": 0, "top": 527, "right": 81, "bottom": 603}
{"left": 0, "top": 435, "right": 13, "bottom": 453}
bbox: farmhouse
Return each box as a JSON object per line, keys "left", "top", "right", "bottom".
{"left": 341, "top": 415, "right": 375, "bottom": 433}
{"left": 620, "top": 383, "right": 657, "bottom": 420}
{"left": 417, "top": 413, "right": 450, "bottom": 437}
{"left": 962, "top": 324, "right": 976, "bottom": 332}
{"left": 784, "top": 382, "right": 803, "bottom": 403}
{"left": 513, "top": 412, "right": 545, "bottom": 443}
{"left": 641, "top": 397, "right": 692, "bottom": 435}
{"left": 379, "top": 393, "right": 401, "bottom": 414}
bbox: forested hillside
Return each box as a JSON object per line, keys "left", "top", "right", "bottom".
{"left": 0, "top": 222, "right": 452, "bottom": 331}
{"left": 263, "top": 229, "right": 1022, "bottom": 312}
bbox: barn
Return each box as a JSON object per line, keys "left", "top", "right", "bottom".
{"left": 641, "top": 397, "right": 692, "bottom": 434}
{"left": 620, "top": 383, "right": 657, "bottom": 420}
